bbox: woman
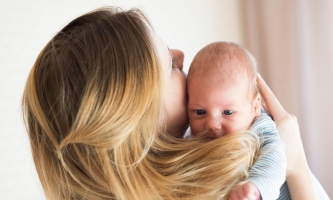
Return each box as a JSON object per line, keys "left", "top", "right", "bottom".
{"left": 22, "top": 7, "right": 320, "bottom": 199}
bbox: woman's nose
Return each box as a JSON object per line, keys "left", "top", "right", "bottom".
{"left": 170, "top": 49, "right": 184, "bottom": 70}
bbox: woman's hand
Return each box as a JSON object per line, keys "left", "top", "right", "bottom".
{"left": 257, "top": 73, "right": 317, "bottom": 200}
{"left": 256, "top": 73, "right": 306, "bottom": 175}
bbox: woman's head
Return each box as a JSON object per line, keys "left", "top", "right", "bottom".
{"left": 23, "top": 7, "right": 185, "bottom": 199}
{"left": 23, "top": 7, "right": 259, "bottom": 199}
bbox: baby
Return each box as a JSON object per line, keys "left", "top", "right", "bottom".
{"left": 186, "top": 42, "right": 286, "bottom": 199}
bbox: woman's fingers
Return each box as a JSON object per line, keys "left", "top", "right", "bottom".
{"left": 256, "top": 73, "right": 288, "bottom": 122}
{"left": 257, "top": 73, "right": 308, "bottom": 174}
{"left": 256, "top": 74, "right": 318, "bottom": 198}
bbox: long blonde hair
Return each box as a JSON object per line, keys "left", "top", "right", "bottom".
{"left": 22, "top": 7, "right": 260, "bottom": 199}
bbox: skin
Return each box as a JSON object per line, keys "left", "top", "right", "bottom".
{"left": 156, "top": 36, "right": 188, "bottom": 137}
{"left": 187, "top": 67, "right": 261, "bottom": 138}
{"left": 229, "top": 181, "right": 260, "bottom": 200}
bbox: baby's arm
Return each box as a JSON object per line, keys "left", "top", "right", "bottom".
{"left": 246, "top": 110, "right": 287, "bottom": 200}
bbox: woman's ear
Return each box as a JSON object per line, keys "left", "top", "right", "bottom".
{"left": 253, "top": 93, "right": 262, "bottom": 117}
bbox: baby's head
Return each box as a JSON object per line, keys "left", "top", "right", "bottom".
{"left": 187, "top": 41, "right": 261, "bottom": 137}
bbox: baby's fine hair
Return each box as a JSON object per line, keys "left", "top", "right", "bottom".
{"left": 189, "top": 41, "right": 259, "bottom": 96}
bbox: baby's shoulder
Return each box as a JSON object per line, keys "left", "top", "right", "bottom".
{"left": 250, "top": 109, "right": 277, "bottom": 135}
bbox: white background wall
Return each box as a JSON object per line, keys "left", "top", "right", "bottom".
{"left": 0, "top": 0, "right": 244, "bottom": 199}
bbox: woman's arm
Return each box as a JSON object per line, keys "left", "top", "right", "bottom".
{"left": 256, "top": 74, "right": 317, "bottom": 200}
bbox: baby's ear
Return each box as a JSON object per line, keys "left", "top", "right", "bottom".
{"left": 253, "top": 93, "right": 261, "bottom": 117}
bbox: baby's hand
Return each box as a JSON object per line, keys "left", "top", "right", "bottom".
{"left": 229, "top": 181, "right": 262, "bottom": 200}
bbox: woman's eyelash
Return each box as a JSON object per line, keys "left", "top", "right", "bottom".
{"left": 167, "top": 46, "right": 178, "bottom": 70}
{"left": 171, "top": 57, "right": 178, "bottom": 69}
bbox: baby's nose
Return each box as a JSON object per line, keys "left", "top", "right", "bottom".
{"left": 206, "top": 119, "right": 224, "bottom": 138}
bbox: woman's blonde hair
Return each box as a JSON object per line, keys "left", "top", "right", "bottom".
{"left": 22, "top": 7, "right": 260, "bottom": 199}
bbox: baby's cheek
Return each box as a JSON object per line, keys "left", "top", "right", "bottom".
{"left": 190, "top": 124, "right": 197, "bottom": 135}
{"left": 225, "top": 122, "right": 243, "bottom": 134}
{"left": 190, "top": 122, "right": 201, "bottom": 136}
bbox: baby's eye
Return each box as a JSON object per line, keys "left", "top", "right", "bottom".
{"left": 196, "top": 110, "right": 206, "bottom": 115}
{"left": 223, "top": 110, "right": 234, "bottom": 115}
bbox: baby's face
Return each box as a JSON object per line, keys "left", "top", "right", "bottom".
{"left": 187, "top": 77, "right": 260, "bottom": 138}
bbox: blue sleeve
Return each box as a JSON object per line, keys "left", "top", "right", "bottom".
{"left": 248, "top": 110, "right": 287, "bottom": 200}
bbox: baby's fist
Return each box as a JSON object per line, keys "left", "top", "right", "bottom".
{"left": 229, "top": 181, "right": 262, "bottom": 200}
